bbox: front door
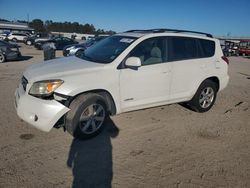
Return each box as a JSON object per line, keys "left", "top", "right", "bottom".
{"left": 119, "top": 37, "right": 172, "bottom": 111}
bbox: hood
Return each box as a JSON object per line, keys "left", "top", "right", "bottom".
{"left": 23, "top": 56, "right": 104, "bottom": 82}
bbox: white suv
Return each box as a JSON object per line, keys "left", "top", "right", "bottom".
{"left": 15, "top": 29, "right": 229, "bottom": 139}
{"left": 8, "top": 33, "right": 28, "bottom": 42}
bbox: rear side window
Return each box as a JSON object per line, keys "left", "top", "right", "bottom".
{"left": 169, "top": 37, "right": 198, "bottom": 61}
{"left": 198, "top": 39, "right": 215, "bottom": 57}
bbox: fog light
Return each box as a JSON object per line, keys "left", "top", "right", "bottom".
{"left": 29, "top": 114, "right": 38, "bottom": 122}
{"left": 34, "top": 115, "right": 38, "bottom": 122}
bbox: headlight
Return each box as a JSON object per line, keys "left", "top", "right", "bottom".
{"left": 29, "top": 80, "right": 64, "bottom": 97}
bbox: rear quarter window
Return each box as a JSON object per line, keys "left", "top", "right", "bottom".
{"left": 198, "top": 39, "right": 215, "bottom": 58}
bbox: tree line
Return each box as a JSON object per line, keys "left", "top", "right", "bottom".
{"left": 0, "top": 18, "right": 116, "bottom": 35}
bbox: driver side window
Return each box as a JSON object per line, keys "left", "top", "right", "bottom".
{"left": 128, "top": 37, "right": 165, "bottom": 66}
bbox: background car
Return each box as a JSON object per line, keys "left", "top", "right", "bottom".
{"left": 0, "top": 33, "right": 9, "bottom": 41}
{"left": 34, "top": 37, "right": 78, "bottom": 50}
{"left": 63, "top": 36, "right": 108, "bottom": 56}
{"left": 7, "top": 33, "right": 28, "bottom": 43}
{"left": 238, "top": 40, "right": 250, "bottom": 56}
{"left": 0, "top": 40, "right": 21, "bottom": 63}
{"left": 25, "top": 33, "right": 52, "bottom": 46}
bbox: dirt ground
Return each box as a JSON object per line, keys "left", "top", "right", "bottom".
{"left": 0, "top": 43, "right": 249, "bottom": 188}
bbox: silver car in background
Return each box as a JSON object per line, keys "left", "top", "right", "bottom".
{"left": 63, "top": 36, "right": 108, "bottom": 57}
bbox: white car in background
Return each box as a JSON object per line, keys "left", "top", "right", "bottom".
{"left": 0, "top": 33, "right": 8, "bottom": 40}
{"left": 7, "top": 33, "right": 28, "bottom": 42}
{"left": 15, "top": 29, "right": 229, "bottom": 139}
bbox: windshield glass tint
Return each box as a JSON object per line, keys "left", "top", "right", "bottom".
{"left": 80, "top": 35, "right": 136, "bottom": 63}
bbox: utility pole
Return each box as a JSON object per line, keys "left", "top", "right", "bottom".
{"left": 27, "top": 13, "right": 29, "bottom": 24}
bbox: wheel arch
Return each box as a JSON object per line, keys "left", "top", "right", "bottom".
{"left": 69, "top": 89, "right": 117, "bottom": 116}
{"left": 204, "top": 76, "right": 220, "bottom": 91}
{"left": 190, "top": 76, "right": 220, "bottom": 100}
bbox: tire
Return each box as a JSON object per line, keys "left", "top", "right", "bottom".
{"left": 26, "top": 40, "right": 32, "bottom": 45}
{"left": 75, "top": 49, "right": 84, "bottom": 57}
{"left": 0, "top": 53, "right": 5, "bottom": 63}
{"left": 188, "top": 80, "right": 217, "bottom": 113}
{"left": 65, "top": 93, "right": 108, "bottom": 139}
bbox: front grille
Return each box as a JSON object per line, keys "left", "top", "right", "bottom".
{"left": 21, "top": 76, "right": 28, "bottom": 91}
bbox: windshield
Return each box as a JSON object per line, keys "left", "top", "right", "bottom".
{"left": 80, "top": 35, "right": 137, "bottom": 64}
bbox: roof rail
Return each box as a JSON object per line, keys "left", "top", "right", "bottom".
{"left": 125, "top": 28, "right": 213, "bottom": 38}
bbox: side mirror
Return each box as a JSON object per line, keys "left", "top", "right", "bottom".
{"left": 125, "top": 57, "right": 141, "bottom": 68}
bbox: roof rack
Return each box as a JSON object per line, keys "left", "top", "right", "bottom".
{"left": 125, "top": 28, "right": 213, "bottom": 38}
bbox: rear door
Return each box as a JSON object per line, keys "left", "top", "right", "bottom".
{"left": 168, "top": 37, "right": 215, "bottom": 100}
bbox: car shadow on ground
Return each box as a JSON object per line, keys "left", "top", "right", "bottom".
{"left": 179, "top": 102, "right": 195, "bottom": 111}
{"left": 18, "top": 55, "right": 33, "bottom": 61}
{"left": 67, "top": 117, "right": 119, "bottom": 188}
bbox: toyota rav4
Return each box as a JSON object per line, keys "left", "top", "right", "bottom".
{"left": 15, "top": 29, "right": 229, "bottom": 139}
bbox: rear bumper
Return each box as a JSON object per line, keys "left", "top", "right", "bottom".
{"left": 34, "top": 43, "right": 42, "bottom": 50}
{"left": 219, "top": 75, "right": 229, "bottom": 91}
{"left": 15, "top": 84, "right": 70, "bottom": 132}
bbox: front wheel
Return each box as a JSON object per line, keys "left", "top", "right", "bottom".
{"left": 188, "top": 80, "right": 217, "bottom": 113}
{"left": 0, "top": 53, "right": 5, "bottom": 63}
{"left": 75, "top": 49, "right": 84, "bottom": 57}
{"left": 65, "top": 93, "right": 107, "bottom": 139}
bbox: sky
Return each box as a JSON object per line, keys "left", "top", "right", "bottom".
{"left": 0, "top": 0, "right": 249, "bottom": 36}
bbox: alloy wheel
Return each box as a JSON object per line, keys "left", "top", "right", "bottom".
{"left": 199, "top": 87, "right": 214, "bottom": 109}
{"left": 0, "top": 54, "right": 5, "bottom": 63}
{"left": 79, "top": 103, "right": 105, "bottom": 134}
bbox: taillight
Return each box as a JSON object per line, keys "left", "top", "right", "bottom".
{"left": 221, "top": 56, "right": 229, "bottom": 65}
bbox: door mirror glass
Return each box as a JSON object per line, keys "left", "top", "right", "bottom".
{"left": 125, "top": 57, "right": 141, "bottom": 68}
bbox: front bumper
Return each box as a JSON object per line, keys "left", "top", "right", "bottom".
{"left": 15, "top": 83, "right": 70, "bottom": 132}
{"left": 6, "top": 51, "right": 21, "bottom": 61}
{"left": 63, "top": 49, "right": 69, "bottom": 56}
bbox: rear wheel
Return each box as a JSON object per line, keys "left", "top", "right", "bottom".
{"left": 188, "top": 80, "right": 217, "bottom": 113}
{"left": 0, "top": 53, "right": 5, "bottom": 63}
{"left": 65, "top": 93, "right": 107, "bottom": 139}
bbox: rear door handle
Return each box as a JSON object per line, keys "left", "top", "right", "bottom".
{"left": 162, "top": 70, "right": 171, "bottom": 74}
{"left": 200, "top": 64, "right": 206, "bottom": 68}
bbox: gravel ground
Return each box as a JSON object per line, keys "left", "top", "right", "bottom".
{"left": 0, "top": 43, "right": 249, "bottom": 188}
